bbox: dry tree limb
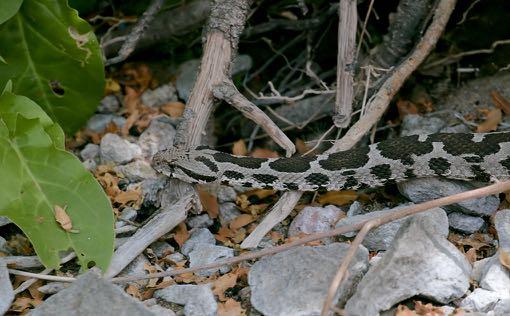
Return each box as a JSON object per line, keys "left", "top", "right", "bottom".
{"left": 333, "top": 0, "right": 357, "bottom": 128}
{"left": 105, "top": 0, "right": 252, "bottom": 278}
{"left": 331, "top": 0, "right": 456, "bottom": 152}
{"left": 111, "top": 180, "right": 510, "bottom": 283}
{"left": 104, "top": 0, "right": 165, "bottom": 66}
{"left": 105, "top": 194, "right": 192, "bottom": 278}
{"left": 242, "top": 0, "right": 455, "bottom": 248}
{"left": 212, "top": 80, "right": 295, "bottom": 157}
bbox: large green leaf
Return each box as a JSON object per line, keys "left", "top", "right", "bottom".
{"left": 0, "top": 0, "right": 23, "bottom": 25}
{"left": 0, "top": 0, "right": 105, "bottom": 133}
{"left": 0, "top": 93, "right": 114, "bottom": 270}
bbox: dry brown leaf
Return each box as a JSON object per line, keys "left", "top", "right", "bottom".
{"left": 161, "top": 102, "right": 185, "bottom": 117}
{"left": 491, "top": 91, "right": 510, "bottom": 116}
{"left": 251, "top": 148, "right": 279, "bottom": 158}
{"left": 212, "top": 272, "right": 238, "bottom": 301}
{"left": 243, "top": 189, "right": 276, "bottom": 200}
{"left": 122, "top": 109, "right": 140, "bottom": 136}
{"left": 105, "top": 78, "right": 121, "bottom": 94}
{"left": 215, "top": 226, "right": 235, "bottom": 243}
{"left": 318, "top": 191, "right": 357, "bottom": 206}
{"left": 218, "top": 298, "right": 246, "bottom": 316}
{"left": 414, "top": 301, "right": 445, "bottom": 316}
{"left": 396, "top": 305, "right": 415, "bottom": 316}
{"left": 499, "top": 250, "right": 510, "bottom": 269}
{"left": 229, "top": 214, "right": 256, "bottom": 230}
{"left": 174, "top": 222, "right": 189, "bottom": 248}
{"left": 54, "top": 205, "right": 79, "bottom": 233}
{"left": 7, "top": 234, "right": 33, "bottom": 255}
{"left": 10, "top": 297, "right": 38, "bottom": 313}
{"left": 232, "top": 140, "right": 248, "bottom": 156}
{"left": 198, "top": 189, "right": 219, "bottom": 219}
{"left": 397, "top": 99, "right": 419, "bottom": 118}
{"left": 476, "top": 108, "right": 502, "bottom": 132}
{"left": 125, "top": 284, "right": 142, "bottom": 300}
{"left": 114, "top": 189, "right": 141, "bottom": 205}
{"left": 121, "top": 64, "right": 153, "bottom": 91}
{"left": 464, "top": 247, "right": 477, "bottom": 264}
{"left": 295, "top": 138, "right": 309, "bottom": 154}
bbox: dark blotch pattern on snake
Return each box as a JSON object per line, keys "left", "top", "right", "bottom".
{"left": 152, "top": 132, "right": 510, "bottom": 191}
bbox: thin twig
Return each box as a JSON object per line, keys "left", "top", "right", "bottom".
{"left": 8, "top": 181, "right": 509, "bottom": 284}
{"left": 104, "top": 0, "right": 165, "bottom": 66}
{"left": 112, "top": 180, "right": 510, "bottom": 283}
{"left": 321, "top": 222, "right": 375, "bottom": 316}
{"left": 212, "top": 80, "right": 296, "bottom": 157}
{"left": 331, "top": 0, "right": 456, "bottom": 152}
{"left": 422, "top": 39, "right": 510, "bottom": 70}
{"left": 356, "top": 0, "right": 375, "bottom": 58}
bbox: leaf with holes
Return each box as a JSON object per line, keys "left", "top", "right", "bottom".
{"left": 0, "top": 0, "right": 104, "bottom": 133}
{"left": 0, "top": 0, "right": 23, "bottom": 25}
{"left": 0, "top": 91, "right": 114, "bottom": 270}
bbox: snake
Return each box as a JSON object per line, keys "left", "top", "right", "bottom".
{"left": 152, "top": 132, "right": 510, "bottom": 191}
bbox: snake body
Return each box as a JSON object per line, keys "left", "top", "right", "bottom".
{"left": 152, "top": 132, "right": 510, "bottom": 191}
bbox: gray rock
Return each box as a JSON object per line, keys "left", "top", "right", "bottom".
{"left": 249, "top": 243, "right": 368, "bottom": 316}
{"left": 440, "top": 124, "right": 471, "bottom": 133}
{"left": 495, "top": 209, "right": 510, "bottom": 252}
{"left": 147, "top": 304, "right": 176, "bottom": 316}
{"left": 115, "top": 207, "right": 138, "bottom": 229}
{"left": 154, "top": 284, "right": 217, "bottom": 316}
{"left": 30, "top": 269, "right": 156, "bottom": 315}
{"left": 0, "top": 216, "right": 10, "bottom": 227}
{"left": 398, "top": 177, "right": 499, "bottom": 216}
{"left": 80, "top": 143, "right": 100, "bottom": 161}
{"left": 117, "top": 254, "right": 151, "bottom": 286}
{"left": 217, "top": 186, "right": 237, "bottom": 203}
{"left": 165, "top": 252, "right": 185, "bottom": 263}
{"left": 479, "top": 257, "right": 510, "bottom": 296}
{"left": 0, "top": 237, "right": 10, "bottom": 255}
{"left": 219, "top": 202, "right": 242, "bottom": 225}
{"left": 400, "top": 114, "right": 447, "bottom": 136}
{"left": 0, "top": 260, "right": 13, "bottom": 315}
{"left": 149, "top": 241, "right": 174, "bottom": 259}
{"left": 345, "top": 208, "right": 471, "bottom": 316}
{"left": 176, "top": 55, "right": 252, "bottom": 102}
{"left": 187, "top": 214, "right": 214, "bottom": 228}
{"left": 86, "top": 114, "right": 126, "bottom": 133}
{"left": 347, "top": 201, "right": 364, "bottom": 217}
{"left": 140, "top": 179, "right": 166, "bottom": 207}
{"left": 141, "top": 84, "right": 178, "bottom": 107}
{"left": 82, "top": 159, "right": 97, "bottom": 171}
{"left": 288, "top": 205, "right": 344, "bottom": 237}
{"left": 188, "top": 244, "right": 234, "bottom": 277}
{"left": 336, "top": 205, "right": 413, "bottom": 251}
{"left": 448, "top": 212, "right": 485, "bottom": 234}
{"left": 100, "top": 133, "right": 142, "bottom": 164}
{"left": 114, "top": 159, "right": 157, "bottom": 182}
{"left": 460, "top": 288, "right": 501, "bottom": 312}
{"left": 181, "top": 228, "right": 216, "bottom": 256}
{"left": 138, "top": 115, "right": 176, "bottom": 159}
{"left": 97, "top": 95, "right": 120, "bottom": 113}
{"left": 472, "top": 257, "right": 491, "bottom": 283}
{"left": 493, "top": 298, "right": 510, "bottom": 314}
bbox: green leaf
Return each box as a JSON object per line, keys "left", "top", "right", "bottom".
{"left": 0, "top": 0, "right": 105, "bottom": 133}
{"left": 0, "top": 95, "right": 114, "bottom": 270}
{"left": 0, "top": 0, "right": 23, "bottom": 25}
{"left": 0, "top": 91, "right": 64, "bottom": 149}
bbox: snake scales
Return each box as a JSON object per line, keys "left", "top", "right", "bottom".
{"left": 152, "top": 132, "right": 510, "bottom": 191}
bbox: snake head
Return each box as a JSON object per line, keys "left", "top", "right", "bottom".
{"left": 152, "top": 147, "right": 218, "bottom": 184}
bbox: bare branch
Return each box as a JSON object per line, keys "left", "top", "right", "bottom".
{"left": 213, "top": 80, "right": 295, "bottom": 156}
{"left": 104, "top": 0, "right": 165, "bottom": 66}
{"left": 333, "top": 0, "right": 357, "bottom": 128}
